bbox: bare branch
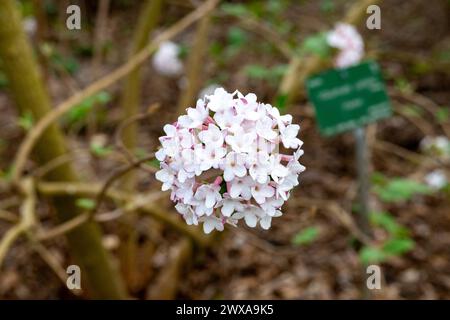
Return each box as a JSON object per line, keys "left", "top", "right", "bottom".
{"left": 10, "top": 0, "right": 221, "bottom": 186}
{"left": 0, "top": 178, "right": 36, "bottom": 269}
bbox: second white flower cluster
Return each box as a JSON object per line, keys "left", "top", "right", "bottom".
{"left": 155, "top": 88, "right": 305, "bottom": 233}
{"left": 327, "top": 23, "right": 364, "bottom": 68}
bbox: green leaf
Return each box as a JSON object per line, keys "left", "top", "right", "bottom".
{"left": 301, "top": 32, "right": 331, "bottom": 58}
{"left": 177, "top": 43, "right": 189, "bottom": 59}
{"left": 359, "top": 246, "right": 387, "bottom": 264}
{"left": 65, "top": 91, "right": 111, "bottom": 125}
{"left": 0, "top": 70, "right": 8, "bottom": 88}
{"left": 402, "top": 105, "right": 423, "bottom": 117}
{"left": 221, "top": 3, "right": 249, "bottom": 17}
{"left": 382, "top": 238, "right": 414, "bottom": 256}
{"left": 219, "top": 181, "right": 227, "bottom": 195}
{"left": 209, "top": 42, "right": 224, "bottom": 59}
{"left": 320, "top": 0, "right": 335, "bottom": 12}
{"left": 436, "top": 107, "right": 449, "bottom": 123}
{"left": 18, "top": 111, "right": 34, "bottom": 131}
{"left": 96, "top": 91, "right": 112, "bottom": 104}
{"left": 51, "top": 54, "right": 80, "bottom": 75}
{"left": 90, "top": 143, "right": 112, "bottom": 157}
{"left": 227, "top": 27, "right": 248, "bottom": 48}
{"left": 0, "top": 165, "right": 13, "bottom": 182}
{"left": 75, "top": 198, "right": 95, "bottom": 210}
{"left": 147, "top": 158, "right": 160, "bottom": 169}
{"left": 266, "top": 0, "right": 285, "bottom": 14}
{"left": 395, "top": 78, "right": 413, "bottom": 94}
{"left": 369, "top": 211, "right": 409, "bottom": 237}
{"left": 371, "top": 172, "right": 388, "bottom": 185}
{"left": 275, "top": 94, "right": 288, "bottom": 113}
{"left": 245, "top": 64, "right": 287, "bottom": 83}
{"left": 292, "top": 227, "right": 319, "bottom": 246}
{"left": 373, "top": 178, "right": 432, "bottom": 203}
{"left": 245, "top": 65, "right": 268, "bottom": 79}
{"left": 135, "top": 148, "right": 150, "bottom": 160}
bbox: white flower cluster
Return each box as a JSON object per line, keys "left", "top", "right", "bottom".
{"left": 425, "top": 170, "right": 447, "bottom": 190}
{"left": 155, "top": 88, "right": 305, "bottom": 233}
{"left": 152, "top": 41, "right": 183, "bottom": 76}
{"left": 23, "top": 17, "right": 37, "bottom": 37}
{"left": 327, "top": 23, "right": 364, "bottom": 68}
{"left": 420, "top": 136, "right": 450, "bottom": 159}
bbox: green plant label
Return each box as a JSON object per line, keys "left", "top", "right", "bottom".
{"left": 306, "top": 60, "right": 392, "bottom": 136}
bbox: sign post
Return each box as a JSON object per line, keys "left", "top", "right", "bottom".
{"left": 354, "top": 127, "right": 371, "bottom": 236}
{"left": 306, "top": 60, "right": 392, "bottom": 237}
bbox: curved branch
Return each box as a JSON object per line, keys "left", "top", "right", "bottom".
{"left": 36, "top": 181, "right": 212, "bottom": 247}
{"left": 91, "top": 154, "right": 155, "bottom": 214}
{"left": 0, "top": 178, "right": 36, "bottom": 269}
{"left": 10, "top": 0, "right": 220, "bottom": 186}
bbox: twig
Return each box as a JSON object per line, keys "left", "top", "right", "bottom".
{"left": 115, "top": 104, "right": 160, "bottom": 163}
{"left": 176, "top": 5, "right": 216, "bottom": 114}
{"left": 91, "top": 154, "right": 155, "bottom": 214}
{"left": 92, "top": 0, "right": 111, "bottom": 76}
{"left": 10, "top": 0, "right": 220, "bottom": 186}
{"left": 0, "top": 197, "right": 20, "bottom": 210}
{"left": 292, "top": 197, "right": 371, "bottom": 245}
{"left": 33, "top": 155, "right": 156, "bottom": 241}
{"left": 375, "top": 140, "right": 426, "bottom": 165}
{"left": 36, "top": 182, "right": 211, "bottom": 246}
{"left": 375, "top": 140, "right": 450, "bottom": 170}
{"left": 0, "top": 209, "right": 19, "bottom": 223}
{"left": 25, "top": 232, "right": 82, "bottom": 295}
{"left": 146, "top": 238, "right": 193, "bottom": 299}
{"left": 233, "top": 14, "right": 293, "bottom": 60}
{"left": 120, "top": 0, "right": 164, "bottom": 192}
{"left": 0, "top": 178, "right": 36, "bottom": 268}
{"left": 389, "top": 88, "right": 450, "bottom": 138}
{"left": 394, "top": 104, "right": 434, "bottom": 136}
{"left": 37, "top": 213, "right": 89, "bottom": 241}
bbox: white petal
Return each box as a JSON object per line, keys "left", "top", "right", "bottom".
{"left": 260, "top": 215, "right": 272, "bottom": 230}
{"left": 244, "top": 213, "right": 257, "bottom": 228}
{"left": 203, "top": 220, "right": 215, "bottom": 234}
{"left": 230, "top": 183, "right": 242, "bottom": 198}
{"left": 205, "top": 192, "right": 217, "bottom": 208}
{"left": 223, "top": 168, "right": 234, "bottom": 182}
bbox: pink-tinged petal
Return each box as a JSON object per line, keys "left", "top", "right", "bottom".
{"left": 234, "top": 165, "right": 247, "bottom": 177}
{"left": 216, "top": 222, "right": 224, "bottom": 232}
{"left": 163, "top": 124, "right": 177, "bottom": 136}
{"left": 203, "top": 220, "right": 214, "bottom": 234}
{"left": 230, "top": 183, "right": 242, "bottom": 198}
{"left": 223, "top": 168, "right": 234, "bottom": 182}
{"left": 205, "top": 192, "right": 216, "bottom": 208}
{"left": 221, "top": 202, "right": 234, "bottom": 217}
{"left": 260, "top": 216, "right": 272, "bottom": 230}
{"left": 244, "top": 213, "right": 257, "bottom": 228}
{"left": 155, "top": 170, "right": 166, "bottom": 182}
{"left": 263, "top": 185, "right": 275, "bottom": 197}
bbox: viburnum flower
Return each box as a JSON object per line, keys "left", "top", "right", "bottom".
{"left": 424, "top": 170, "right": 447, "bottom": 190}
{"left": 420, "top": 136, "right": 450, "bottom": 159}
{"left": 198, "top": 84, "right": 221, "bottom": 99}
{"left": 152, "top": 41, "right": 183, "bottom": 76}
{"left": 155, "top": 88, "right": 305, "bottom": 233}
{"left": 327, "top": 23, "right": 364, "bottom": 68}
{"left": 23, "top": 17, "right": 37, "bottom": 37}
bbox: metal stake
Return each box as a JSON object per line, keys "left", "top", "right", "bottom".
{"left": 354, "top": 127, "right": 371, "bottom": 237}
{"left": 354, "top": 127, "right": 373, "bottom": 300}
